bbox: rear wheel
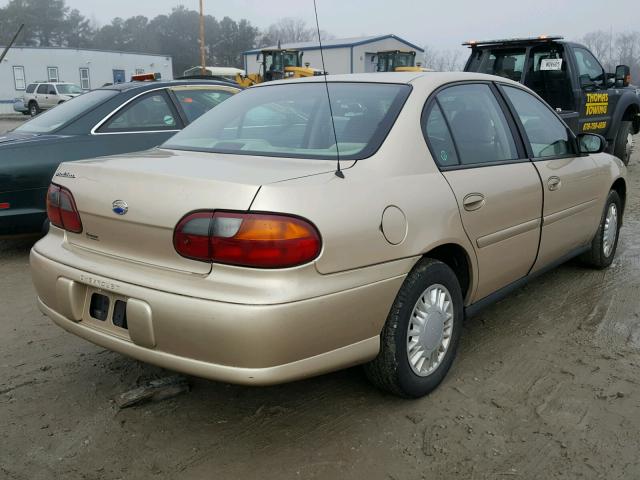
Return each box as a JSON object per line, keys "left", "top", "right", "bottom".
{"left": 613, "top": 121, "right": 633, "bottom": 165}
{"left": 29, "top": 101, "right": 40, "bottom": 117}
{"left": 364, "top": 258, "right": 464, "bottom": 398}
{"left": 581, "top": 190, "right": 621, "bottom": 269}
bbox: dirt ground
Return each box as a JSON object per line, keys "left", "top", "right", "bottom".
{"left": 2, "top": 124, "right": 640, "bottom": 479}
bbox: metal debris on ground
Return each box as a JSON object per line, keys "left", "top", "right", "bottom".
{"left": 115, "top": 375, "right": 190, "bottom": 409}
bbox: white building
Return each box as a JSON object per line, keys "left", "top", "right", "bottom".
{"left": 0, "top": 47, "right": 173, "bottom": 114}
{"left": 243, "top": 34, "right": 424, "bottom": 75}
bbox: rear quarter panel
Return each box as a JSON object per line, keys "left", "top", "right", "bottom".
{"left": 251, "top": 80, "right": 478, "bottom": 300}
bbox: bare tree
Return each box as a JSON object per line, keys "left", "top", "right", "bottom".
{"left": 581, "top": 29, "right": 640, "bottom": 81}
{"left": 582, "top": 30, "right": 614, "bottom": 71}
{"left": 260, "top": 18, "right": 316, "bottom": 47}
{"left": 422, "top": 44, "right": 463, "bottom": 71}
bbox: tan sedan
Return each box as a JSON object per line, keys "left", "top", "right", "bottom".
{"left": 30, "top": 72, "right": 626, "bottom": 397}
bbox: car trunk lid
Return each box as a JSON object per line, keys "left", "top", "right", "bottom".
{"left": 52, "top": 148, "right": 344, "bottom": 274}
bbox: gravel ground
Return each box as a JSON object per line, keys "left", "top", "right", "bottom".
{"left": 0, "top": 116, "right": 27, "bottom": 133}
{"left": 1, "top": 130, "right": 639, "bottom": 480}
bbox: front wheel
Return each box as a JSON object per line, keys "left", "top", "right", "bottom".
{"left": 613, "top": 121, "right": 633, "bottom": 165}
{"left": 581, "top": 190, "right": 622, "bottom": 269}
{"left": 364, "top": 258, "right": 464, "bottom": 398}
{"left": 29, "top": 102, "right": 40, "bottom": 117}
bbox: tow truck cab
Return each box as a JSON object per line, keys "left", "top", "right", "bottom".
{"left": 463, "top": 36, "right": 640, "bottom": 164}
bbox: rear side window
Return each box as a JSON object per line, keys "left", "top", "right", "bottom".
{"left": 25, "top": 84, "right": 36, "bottom": 93}
{"left": 173, "top": 88, "right": 236, "bottom": 123}
{"left": 436, "top": 84, "right": 519, "bottom": 165}
{"left": 423, "top": 103, "right": 459, "bottom": 166}
{"left": 502, "top": 86, "right": 572, "bottom": 158}
{"left": 101, "top": 91, "right": 179, "bottom": 132}
{"left": 36, "top": 84, "right": 49, "bottom": 94}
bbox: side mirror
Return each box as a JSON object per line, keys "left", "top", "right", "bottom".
{"left": 579, "top": 74, "right": 595, "bottom": 90}
{"left": 256, "top": 53, "right": 261, "bottom": 61}
{"left": 615, "top": 65, "right": 631, "bottom": 87}
{"left": 577, "top": 133, "right": 607, "bottom": 154}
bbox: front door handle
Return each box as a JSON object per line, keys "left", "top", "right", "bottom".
{"left": 463, "top": 193, "right": 486, "bottom": 211}
{"left": 548, "top": 176, "right": 562, "bottom": 191}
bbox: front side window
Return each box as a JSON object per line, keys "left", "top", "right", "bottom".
{"left": 163, "top": 82, "right": 411, "bottom": 160}
{"left": 436, "top": 84, "right": 519, "bottom": 165}
{"left": 503, "top": 86, "right": 572, "bottom": 158}
{"left": 172, "top": 87, "right": 237, "bottom": 123}
{"left": 101, "top": 91, "right": 178, "bottom": 132}
{"left": 16, "top": 89, "right": 118, "bottom": 134}
{"left": 574, "top": 48, "right": 605, "bottom": 86}
{"left": 56, "top": 84, "right": 82, "bottom": 95}
{"left": 13, "top": 66, "right": 25, "bottom": 90}
{"left": 47, "top": 67, "right": 59, "bottom": 82}
{"left": 423, "top": 103, "right": 459, "bottom": 167}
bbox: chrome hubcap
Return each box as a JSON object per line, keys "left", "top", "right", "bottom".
{"left": 603, "top": 203, "right": 618, "bottom": 258}
{"left": 406, "top": 284, "right": 454, "bottom": 377}
{"left": 626, "top": 133, "right": 634, "bottom": 160}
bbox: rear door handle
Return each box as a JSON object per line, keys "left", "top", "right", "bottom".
{"left": 548, "top": 176, "right": 562, "bottom": 191}
{"left": 463, "top": 193, "right": 486, "bottom": 211}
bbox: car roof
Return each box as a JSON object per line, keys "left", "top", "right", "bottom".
{"left": 28, "top": 81, "right": 77, "bottom": 85}
{"left": 257, "top": 71, "right": 523, "bottom": 89}
{"left": 97, "top": 79, "right": 240, "bottom": 92}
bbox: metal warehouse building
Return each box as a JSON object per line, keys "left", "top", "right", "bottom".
{"left": 0, "top": 47, "right": 173, "bottom": 114}
{"left": 243, "top": 34, "right": 424, "bottom": 75}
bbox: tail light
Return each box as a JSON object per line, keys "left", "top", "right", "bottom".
{"left": 174, "top": 211, "right": 321, "bottom": 268}
{"left": 46, "top": 184, "right": 82, "bottom": 233}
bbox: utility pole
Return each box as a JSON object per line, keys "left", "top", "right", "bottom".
{"left": 0, "top": 24, "right": 25, "bottom": 65}
{"left": 199, "top": 0, "right": 206, "bottom": 75}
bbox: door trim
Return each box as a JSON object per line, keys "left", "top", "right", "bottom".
{"left": 476, "top": 218, "right": 541, "bottom": 249}
{"left": 543, "top": 198, "right": 598, "bottom": 226}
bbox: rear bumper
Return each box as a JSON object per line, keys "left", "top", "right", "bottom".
{"left": 0, "top": 208, "right": 46, "bottom": 236}
{"left": 31, "top": 247, "right": 404, "bottom": 385}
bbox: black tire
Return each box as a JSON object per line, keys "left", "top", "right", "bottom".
{"left": 580, "top": 190, "right": 622, "bottom": 269}
{"left": 21, "top": 111, "right": 30, "bottom": 116}
{"left": 29, "top": 101, "right": 40, "bottom": 117}
{"left": 613, "top": 121, "right": 633, "bottom": 165}
{"left": 364, "top": 258, "right": 464, "bottom": 398}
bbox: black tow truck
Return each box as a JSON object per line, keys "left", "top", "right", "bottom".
{"left": 463, "top": 36, "right": 640, "bottom": 164}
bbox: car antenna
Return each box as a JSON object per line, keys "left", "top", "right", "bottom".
{"left": 312, "top": 0, "right": 344, "bottom": 179}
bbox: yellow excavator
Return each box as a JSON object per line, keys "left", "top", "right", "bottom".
{"left": 375, "top": 50, "right": 429, "bottom": 72}
{"left": 236, "top": 47, "right": 326, "bottom": 87}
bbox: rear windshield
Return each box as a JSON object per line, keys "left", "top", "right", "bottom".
{"left": 16, "top": 89, "right": 117, "bottom": 134}
{"left": 467, "top": 48, "right": 526, "bottom": 82}
{"left": 163, "top": 82, "right": 411, "bottom": 160}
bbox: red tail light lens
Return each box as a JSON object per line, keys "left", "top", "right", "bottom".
{"left": 174, "top": 211, "right": 321, "bottom": 268}
{"left": 46, "top": 184, "right": 83, "bottom": 233}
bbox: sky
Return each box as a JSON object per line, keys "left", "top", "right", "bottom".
{"left": 26, "top": 0, "right": 640, "bottom": 51}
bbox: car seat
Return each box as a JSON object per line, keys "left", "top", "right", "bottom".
{"left": 449, "top": 108, "right": 498, "bottom": 164}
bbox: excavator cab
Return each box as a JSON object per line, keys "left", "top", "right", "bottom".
{"left": 376, "top": 50, "right": 423, "bottom": 72}
{"left": 262, "top": 49, "right": 304, "bottom": 81}
{"left": 236, "top": 48, "right": 324, "bottom": 87}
